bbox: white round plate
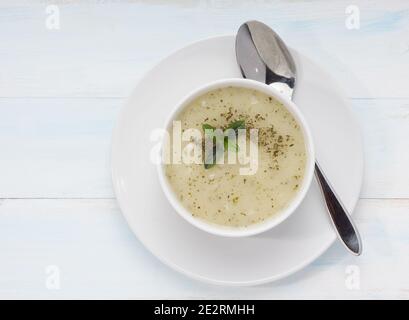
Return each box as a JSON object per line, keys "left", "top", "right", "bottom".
{"left": 111, "top": 35, "right": 363, "bottom": 286}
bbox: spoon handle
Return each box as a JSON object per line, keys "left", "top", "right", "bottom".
{"left": 314, "top": 162, "right": 362, "bottom": 255}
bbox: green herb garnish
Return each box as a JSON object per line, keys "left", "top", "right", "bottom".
{"left": 202, "top": 123, "right": 215, "bottom": 131}
{"left": 227, "top": 120, "right": 245, "bottom": 131}
{"left": 202, "top": 120, "right": 245, "bottom": 169}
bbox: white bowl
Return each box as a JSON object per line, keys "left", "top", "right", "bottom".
{"left": 157, "top": 78, "right": 315, "bottom": 237}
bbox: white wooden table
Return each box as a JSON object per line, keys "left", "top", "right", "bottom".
{"left": 1, "top": 0, "right": 408, "bottom": 299}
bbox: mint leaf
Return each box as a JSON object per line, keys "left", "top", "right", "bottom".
{"left": 202, "top": 120, "right": 244, "bottom": 169}
{"left": 227, "top": 120, "right": 245, "bottom": 131}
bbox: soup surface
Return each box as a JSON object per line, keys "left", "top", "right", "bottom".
{"left": 164, "top": 86, "right": 307, "bottom": 228}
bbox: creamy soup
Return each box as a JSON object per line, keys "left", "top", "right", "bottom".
{"left": 164, "top": 86, "right": 307, "bottom": 228}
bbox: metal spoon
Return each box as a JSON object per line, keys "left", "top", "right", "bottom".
{"left": 235, "top": 20, "right": 362, "bottom": 255}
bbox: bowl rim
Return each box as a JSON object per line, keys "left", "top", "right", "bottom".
{"left": 157, "top": 78, "right": 315, "bottom": 237}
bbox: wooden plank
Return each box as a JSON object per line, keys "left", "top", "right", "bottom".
{"left": 0, "top": 98, "right": 119, "bottom": 198}
{"left": 354, "top": 98, "right": 409, "bottom": 198}
{"left": 0, "top": 97, "right": 405, "bottom": 198}
{"left": 0, "top": 1, "right": 408, "bottom": 98}
{"left": 0, "top": 198, "right": 406, "bottom": 299}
